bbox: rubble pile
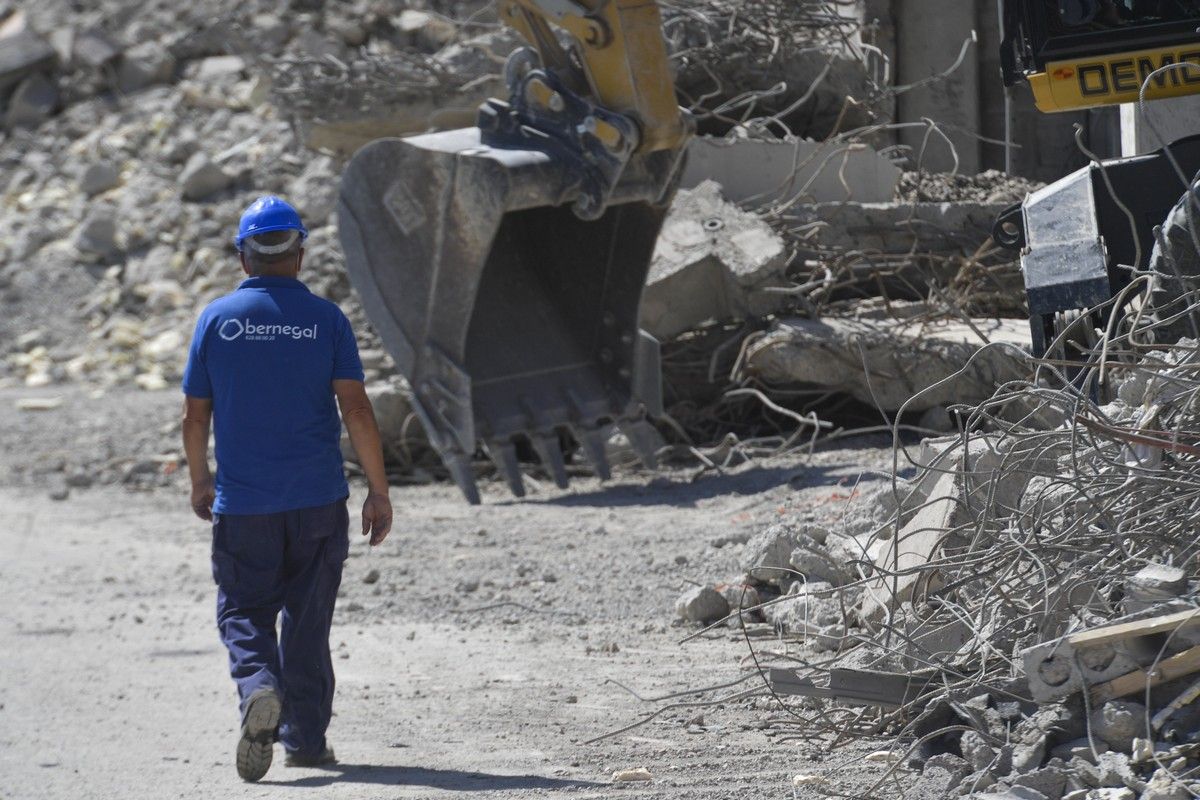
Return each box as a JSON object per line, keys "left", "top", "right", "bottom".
{"left": 662, "top": 0, "right": 886, "bottom": 140}
{"left": 675, "top": 329, "right": 1200, "bottom": 796}
{"left": 0, "top": 1, "right": 504, "bottom": 394}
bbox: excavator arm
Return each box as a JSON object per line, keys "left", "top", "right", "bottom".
{"left": 338, "top": 0, "right": 693, "bottom": 503}
{"left": 496, "top": 0, "right": 690, "bottom": 154}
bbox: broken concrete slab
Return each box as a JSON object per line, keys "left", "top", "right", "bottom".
{"left": 859, "top": 470, "right": 958, "bottom": 622}
{"left": 0, "top": 22, "right": 55, "bottom": 96}
{"left": 742, "top": 302, "right": 1031, "bottom": 412}
{"left": 641, "top": 180, "right": 788, "bottom": 340}
{"left": 680, "top": 136, "right": 901, "bottom": 207}
{"left": 788, "top": 200, "right": 1009, "bottom": 259}
{"left": 768, "top": 666, "right": 933, "bottom": 709}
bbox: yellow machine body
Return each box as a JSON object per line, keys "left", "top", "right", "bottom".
{"left": 1028, "top": 43, "right": 1200, "bottom": 112}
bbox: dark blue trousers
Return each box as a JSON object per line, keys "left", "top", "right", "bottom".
{"left": 210, "top": 497, "right": 349, "bottom": 758}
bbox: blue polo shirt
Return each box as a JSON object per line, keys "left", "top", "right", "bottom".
{"left": 182, "top": 276, "right": 365, "bottom": 515}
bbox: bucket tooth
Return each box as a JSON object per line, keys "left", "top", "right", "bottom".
{"left": 531, "top": 433, "right": 570, "bottom": 489}
{"left": 445, "top": 453, "right": 481, "bottom": 505}
{"left": 618, "top": 419, "right": 660, "bottom": 470}
{"left": 575, "top": 426, "right": 612, "bottom": 481}
{"left": 486, "top": 439, "right": 526, "bottom": 498}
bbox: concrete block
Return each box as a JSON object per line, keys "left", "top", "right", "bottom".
{"left": 743, "top": 305, "right": 1030, "bottom": 413}
{"left": 1124, "top": 564, "right": 1188, "bottom": 614}
{"left": 641, "top": 180, "right": 787, "bottom": 340}
{"left": 675, "top": 586, "right": 729, "bottom": 624}
{"left": 680, "top": 136, "right": 900, "bottom": 207}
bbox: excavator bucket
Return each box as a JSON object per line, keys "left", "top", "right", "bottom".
{"left": 338, "top": 128, "right": 681, "bottom": 503}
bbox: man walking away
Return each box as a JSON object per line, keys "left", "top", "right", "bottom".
{"left": 180, "top": 195, "right": 394, "bottom": 782}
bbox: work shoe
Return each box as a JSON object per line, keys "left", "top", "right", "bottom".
{"left": 236, "top": 688, "right": 282, "bottom": 782}
{"left": 284, "top": 745, "right": 337, "bottom": 768}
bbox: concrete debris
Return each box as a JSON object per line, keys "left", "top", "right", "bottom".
{"left": 674, "top": 586, "right": 728, "bottom": 624}
{"left": 859, "top": 469, "right": 958, "bottom": 622}
{"left": 78, "top": 162, "right": 120, "bottom": 197}
{"left": 72, "top": 28, "right": 119, "bottom": 69}
{"left": 115, "top": 42, "right": 175, "bottom": 94}
{"left": 192, "top": 54, "right": 244, "bottom": 82}
{"left": 642, "top": 180, "right": 788, "bottom": 340}
{"left": 769, "top": 666, "right": 931, "bottom": 709}
{"left": 680, "top": 136, "right": 901, "bottom": 206}
{"left": 739, "top": 523, "right": 801, "bottom": 586}
{"left": 714, "top": 581, "right": 761, "bottom": 623}
{"left": 788, "top": 200, "right": 1010, "bottom": 259}
{"left": 1069, "top": 791, "right": 1135, "bottom": 800}
{"left": 1140, "top": 770, "right": 1190, "bottom": 800}
{"left": 340, "top": 379, "right": 424, "bottom": 469}
{"left": 705, "top": 336, "right": 1200, "bottom": 795}
{"left": 896, "top": 170, "right": 1042, "bottom": 205}
{"left": 611, "top": 767, "right": 652, "bottom": 783}
{"left": 6, "top": 70, "right": 57, "bottom": 128}
{"left": 0, "top": 21, "right": 55, "bottom": 95}
{"left": 1088, "top": 702, "right": 1148, "bottom": 754}
{"left": 1124, "top": 564, "right": 1188, "bottom": 614}
{"left": 1050, "top": 739, "right": 1108, "bottom": 766}
{"left": 791, "top": 774, "right": 826, "bottom": 788}
{"left": 742, "top": 301, "right": 1031, "bottom": 413}
{"left": 179, "top": 152, "right": 233, "bottom": 201}
{"left": 15, "top": 396, "right": 61, "bottom": 411}
{"left": 1009, "top": 766, "right": 1068, "bottom": 800}
{"left": 762, "top": 582, "right": 842, "bottom": 634}
{"left": 72, "top": 211, "right": 120, "bottom": 259}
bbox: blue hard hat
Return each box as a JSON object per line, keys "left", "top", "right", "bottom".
{"left": 235, "top": 195, "right": 308, "bottom": 251}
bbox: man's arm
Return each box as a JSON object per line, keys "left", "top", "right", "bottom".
{"left": 334, "top": 379, "right": 393, "bottom": 545}
{"left": 182, "top": 396, "right": 215, "bottom": 521}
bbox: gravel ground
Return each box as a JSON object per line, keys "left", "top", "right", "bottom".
{"left": 0, "top": 385, "right": 910, "bottom": 799}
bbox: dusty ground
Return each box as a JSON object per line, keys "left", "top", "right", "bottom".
{"left": 0, "top": 386, "right": 906, "bottom": 800}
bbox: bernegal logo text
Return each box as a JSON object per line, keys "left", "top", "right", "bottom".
{"left": 218, "top": 318, "right": 318, "bottom": 342}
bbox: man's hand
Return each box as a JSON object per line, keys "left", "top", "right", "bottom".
{"left": 191, "top": 478, "right": 215, "bottom": 521}
{"left": 362, "top": 492, "right": 393, "bottom": 546}
{"left": 182, "top": 396, "right": 214, "bottom": 522}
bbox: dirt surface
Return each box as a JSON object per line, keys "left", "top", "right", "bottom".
{"left": 0, "top": 386, "right": 906, "bottom": 799}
